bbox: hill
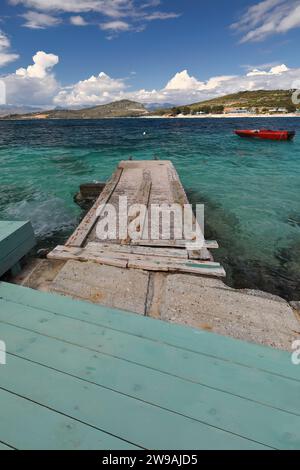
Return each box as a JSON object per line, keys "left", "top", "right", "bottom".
{"left": 1, "top": 100, "right": 149, "bottom": 120}
{"left": 189, "top": 90, "right": 296, "bottom": 110}
{"left": 155, "top": 90, "right": 299, "bottom": 115}
{"left": 0, "top": 105, "right": 43, "bottom": 117}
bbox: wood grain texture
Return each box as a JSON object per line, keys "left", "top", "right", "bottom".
{"left": 0, "top": 282, "right": 299, "bottom": 449}
{"left": 66, "top": 167, "right": 123, "bottom": 247}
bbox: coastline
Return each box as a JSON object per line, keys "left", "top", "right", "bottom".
{"left": 146, "top": 113, "right": 300, "bottom": 119}
{"left": 1, "top": 113, "right": 300, "bottom": 121}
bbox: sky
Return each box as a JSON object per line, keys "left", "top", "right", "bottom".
{"left": 0, "top": 0, "right": 300, "bottom": 108}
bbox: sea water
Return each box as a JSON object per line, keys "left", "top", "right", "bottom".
{"left": 0, "top": 117, "right": 299, "bottom": 300}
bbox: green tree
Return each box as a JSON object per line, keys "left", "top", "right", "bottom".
{"left": 171, "top": 107, "right": 181, "bottom": 116}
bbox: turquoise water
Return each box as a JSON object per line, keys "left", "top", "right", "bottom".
{"left": 1, "top": 118, "right": 300, "bottom": 299}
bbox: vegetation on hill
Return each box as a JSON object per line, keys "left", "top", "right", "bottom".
{"left": 154, "top": 90, "right": 299, "bottom": 115}
{"left": 1, "top": 100, "right": 149, "bottom": 120}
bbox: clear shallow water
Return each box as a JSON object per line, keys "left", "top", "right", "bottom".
{"left": 0, "top": 118, "right": 300, "bottom": 299}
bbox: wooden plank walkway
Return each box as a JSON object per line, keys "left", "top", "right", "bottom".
{"left": 49, "top": 161, "right": 225, "bottom": 278}
{"left": 0, "top": 281, "right": 299, "bottom": 450}
{"left": 0, "top": 221, "right": 35, "bottom": 277}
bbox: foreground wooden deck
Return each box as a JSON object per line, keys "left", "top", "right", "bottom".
{"left": 0, "top": 281, "right": 299, "bottom": 450}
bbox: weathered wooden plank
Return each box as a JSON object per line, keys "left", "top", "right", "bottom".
{"left": 66, "top": 167, "right": 123, "bottom": 247}
{"left": 188, "top": 247, "right": 212, "bottom": 261}
{"left": 2, "top": 323, "right": 299, "bottom": 449}
{"left": 1, "top": 353, "right": 269, "bottom": 450}
{"left": 122, "top": 169, "right": 152, "bottom": 243}
{"left": 118, "top": 160, "right": 171, "bottom": 169}
{"left": 48, "top": 245, "right": 225, "bottom": 277}
{"left": 0, "top": 299, "right": 299, "bottom": 415}
{"left": 127, "top": 258, "right": 225, "bottom": 276}
{"left": 0, "top": 388, "right": 136, "bottom": 450}
{"left": 87, "top": 241, "right": 188, "bottom": 259}
{"left": 48, "top": 246, "right": 128, "bottom": 268}
{"left": 131, "top": 239, "right": 219, "bottom": 249}
{"left": 50, "top": 246, "right": 221, "bottom": 268}
{"left": 0, "top": 282, "right": 296, "bottom": 381}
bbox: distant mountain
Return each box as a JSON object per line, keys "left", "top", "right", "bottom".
{"left": 0, "top": 105, "right": 43, "bottom": 117}
{"left": 145, "top": 102, "right": 177, "bottom": 111}
{"left": 1, "top": 100, "right": 149, "bottom": 120}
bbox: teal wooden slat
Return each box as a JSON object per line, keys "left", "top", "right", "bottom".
{"left": 0, "top": 388, "right": 138, "bottom": 450}
{"left": 0, "top": 442, "right": 14, "bottom": 450}
{"left": 0, "top": 221, "right": 34, "bottom": 255}
{"left": 2, "top": 323, "right": 300, "bottom": 449}
{"left": 0, "top": 282, "right": 297, "bottom": 381}
{"left": 0, "top": 354, "right": 269, "bottom": 450}
{"left": 0, "top": 299, "right": 299, "bottom": 417}
{"left": 0, "top": 236, "right": 36, "bottom": 277}
{"left": 0, "top": 221, "right": 29, "bottom": 239}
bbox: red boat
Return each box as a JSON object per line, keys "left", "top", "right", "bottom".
{"left": 235, "top": 129, "right": 296, "bottom": 141}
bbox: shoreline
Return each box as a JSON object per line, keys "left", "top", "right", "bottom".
{"left": 0, "top": 113, "right": 300, "bottom": 121}
{"left": 146, "top": 113, "right": 300, "bottom": 119}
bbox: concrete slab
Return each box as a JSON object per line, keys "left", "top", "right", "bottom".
{"left": 50, "top": 260, "right": 149, "bottom": 315}
{"left": 158, "top": 274, "right": 300, "bottom": 351}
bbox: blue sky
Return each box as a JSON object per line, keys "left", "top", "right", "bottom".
{"left": 0, "top": 0, "right": 300, "bottom": 107}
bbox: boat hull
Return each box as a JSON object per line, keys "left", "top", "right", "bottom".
{"left": 235, "top": 130, "right": 295, "bottom": 141}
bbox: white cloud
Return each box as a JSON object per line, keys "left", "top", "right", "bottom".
{"left": 100, "top": 20, "right": 130, "bottom": 32}
{"left": 165, "top": 70, "right": 205, "bottom": 90}
{"left": 0, "top": 50, "right": 59, "bottom": 106}
{"left": 10, "top": 0, "right": 181, "bottom": 35}
{"left": 16, "top": 51, "right": 59, "bottom": 78}
{"left": 54, "top": 72, "right": 127, "bottom": 107}
{"left": 9, "top": 0, "right": 128, "bottom": 15}
{"left": 22, "top": 11, "right": 61, "bottom": 28}
{"left": 70, "top": 15, "right": 88, "bottom": 26}
{"left": 144, "top": 11, "right": 181, "bottom": 21}
{"left": 3, "top": 51, "right": 60, "bottom": 106}
{"left": 52, "top": 65, "right": 300, "bottom": 109}
{"left": 232, "top": 0, "right": 300, "bottom": 42}
{"left": 164, "top": 70, "right": 235, "bottom": 93}
{"left": 247, "top": 63, "right": 289, "bottom": 76}
{"left": 0, "top": 30, "right": 19, "bottom": 67}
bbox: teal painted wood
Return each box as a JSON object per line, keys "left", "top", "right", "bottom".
{"left": 0, "top": 282, "right": 299, "bottom": 449}
{"left": 2, "top": 322, "right": 300, "bottom": 449}
{"left": 0, "top": 221, "right": 35, "bottom": 277}
{"left": 0, "top": 281, "right": 297, "bottom": 381}
{"left": 0, "top": 354, "right": 269, "bottom": 450}
{"left": 0, "top": 221, "right": 34, "bottom": 252}
{"left": 0, "top": 442, "right": 14, "bottom": 450}
{"left": 0, "top": 236, "right": 35, "bottom": 277}
{"left": 0, "top": 298, "right": 299, "bottom": 417}
{"left": 0, "top": 389, "right": 138, "bottom": 450}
